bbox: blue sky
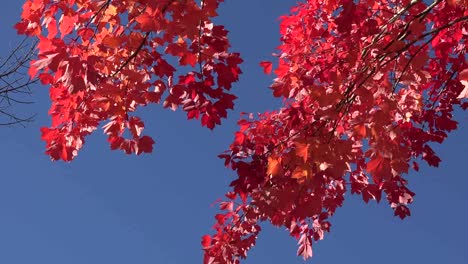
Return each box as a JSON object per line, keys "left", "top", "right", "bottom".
{"left": 0, "top": 1, "right": 467, "bottom": 263}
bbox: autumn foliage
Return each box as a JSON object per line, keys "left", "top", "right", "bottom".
{"left": 16, "top": 0, "right": 241, "bottom": 160}
{"left": 15, "top": 0, "right": 468, "bottom": 263}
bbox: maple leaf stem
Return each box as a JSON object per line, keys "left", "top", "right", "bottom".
{"left": 111, "top": 32, "right": 149, "bottom": 78}
{"left": 328, "top": 5, "right": 466, "bottom": 145}
{"left": 73, "top": 0, "right": 111, "bottom": 44}
{"left": 94, "top": 0, "right": 112, "bottom": 22}
{"left": 363, "top": 0, "right": 420, "bottom": 58}
{"left": 391, "top": 34, "right": 434, "bottom": 94}
{"left": 363, "top": 0, "right": 442, "bottom": 60}
{"left": 420, "top": 15, "right": 468, "bottom": 38}
{"left": 418, "top": 69, "right": 457, "bottom": 132}
{"left": 88, "top": 0, "right": 112, "bottom": 27}
{"left": 414, "top": 0, "right": 442, "bottom": 21}
{"left": 387, "top": 0, "right": 420, "bottom": 25}
{"left": 397, "top": 15, "right": 468, "bottom": 57}
{"left": 265, "top": 119, "right": 326, "bottom": 156}
{"left": 377, "top": 16, "right": 468, "bottom": 74}
{"left": 429, "top": 70, "right": 458, "bottom": 110}
{"left": 111, "top": 0, "right": 178, "bottom": 78}
{"left": 363, "top": 13, "right": 468, "bottom": 92}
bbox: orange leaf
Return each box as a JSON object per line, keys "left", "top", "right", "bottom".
{"left": 446, "top": 0, "right": 467, "bottom": 6}
{"left": 353, "top": 124, "right": 367, "bottom": 137}
{"left": 447, "top": 0, "right": 457, "bottom": 6}
{"left": 101, "top": 35, "right": 121, "bottom": 48}
{"left": 105, "top": 4, "right": 118, "bottom": 16}
{"left": 294, "top": 140, "right": 310, "bottom": 162}
{"left": 136, "top": 12, "right": 157, "bottom": 31}
{"left": 267, "top": 156, "right": 282, "bottom": 176}
{"left": 292, "top": 164, "right": 312, "bottom": 183}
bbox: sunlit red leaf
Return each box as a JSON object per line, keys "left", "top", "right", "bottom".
{"left": 233, "top": 132, "right": 245, "bottom": 145}
{"left": 259, "top": 61, "right": 272, "bottom": 74}
{"left": 201, "top": 235, "right": 212, "bottom": 249}
{"left": 297, "top": 234, "right": 312, "bottom": 260}
{"left": 274, "top": 59, "right": 288, "bottom": 77}
{"left": 366, "top": 154, "right": 392, "bottom": 184}
{"left": 29, "top": 53, "right": 59, "bottom": 77}
{"left": 59, "top": 14, "right": 77, "bottom": 37}
{"left": 267, "top": 156, "right": 282, "bottom": 177}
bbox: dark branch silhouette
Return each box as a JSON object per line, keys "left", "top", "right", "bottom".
{"left": 0, "top": 37, "right": 37, "bottom": 126}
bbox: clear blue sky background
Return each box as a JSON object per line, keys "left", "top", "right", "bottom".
{"left": 0, "top": 1, "right": 467, "bottom": 263}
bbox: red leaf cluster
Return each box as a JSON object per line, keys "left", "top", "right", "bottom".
{"left": 203, "top": 1, "right": 467, "bottom": 263}
{"left": 16, "top": 0, "right": 241, "bottom": 161}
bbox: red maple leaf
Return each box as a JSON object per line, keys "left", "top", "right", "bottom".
{"left": 259, "top": 61, "right": 272, "bottom": 74}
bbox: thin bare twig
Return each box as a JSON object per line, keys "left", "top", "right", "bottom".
{"left": 0, "top": 37, "right": 37, "bottom": 126}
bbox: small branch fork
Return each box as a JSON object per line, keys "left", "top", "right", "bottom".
{"left": 111, "top": 0, "right": 177, "bottom": 78}
{"left": 0, "top": 37, "right": 37, "bottom": 126}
